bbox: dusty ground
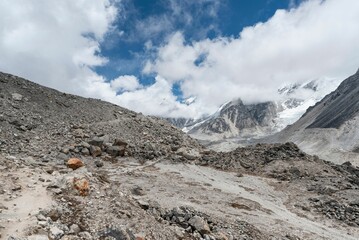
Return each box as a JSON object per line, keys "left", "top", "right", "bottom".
{"left": 108, "top": 159, "right": 359, "bottom": 240}
{"left": 0, "top": 156, "right": 53, "bottom": 239}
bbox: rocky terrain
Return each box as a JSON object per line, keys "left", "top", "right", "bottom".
{"left": 1, "top": 72, "right": 359, "bottom": 240}
{"left": 270, "top": 69, "right": 359, "bottom": 165}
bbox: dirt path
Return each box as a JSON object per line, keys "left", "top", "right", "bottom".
{"left": 0, "top": 164, "right": 53, "bottom": 239}
{"left": 108, "top": 160, "right": 359, "bottom": 240}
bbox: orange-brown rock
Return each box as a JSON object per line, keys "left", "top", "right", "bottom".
{"left": 73, "top": 177, "right": 89, "bottom": 196}
{"left": 67, "top": 158, "right": 84, "bottom": 170}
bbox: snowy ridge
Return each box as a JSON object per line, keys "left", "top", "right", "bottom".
{"left": 166, "top": 77, "right": 343, "bottom": 141}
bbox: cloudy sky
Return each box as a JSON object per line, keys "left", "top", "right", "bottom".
{"left": 1, "top": 0, "right": 359, "bottom": 118}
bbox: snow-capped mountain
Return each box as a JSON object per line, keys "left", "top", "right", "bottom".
{"left": 271, "top": 69, "right": 359, "bottom": 164}
{"left": 165, "top": 77, "right": 342, "bottom": 141}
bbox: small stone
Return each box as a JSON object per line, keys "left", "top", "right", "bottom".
{"left": 113, "top": 139, "right": 128, "bottom": 147}
{"left": 49, "top": 226, "right": 64, "bottom": 240}
{"left": 88, "top": 137, "right": 104, "bottom": 147}
{"left": 78, "top": 231, "right": 92, "bottom": 239}
{"left": 73, "top": 177, "right": 89, "bottom": 196}
{"left": 12, "top": 185, "right": 22, "bottom": 191}
{"left": 106, "top": 145, "right": 125, "bottom": 157}
{"left": 67, "top": 158, "right": 84, "bottom": 170}
{"left": 89, "top": 145, "right": 102, "bottom": 157}
{"left": 11, "top": 93, "right": 23, "bottom": 101}
{"left": 94, "top": 160, "right": 104, "bottom": 168}
{"left": 69, "top": 224, "right": 81, "bottom": 234}
{"left": 81, "top": 147, "right": 90, "bottom": 156}
{"left": 188, "top": 216, "right": 211, "bottom": 234}
{"left": 132, "top": 186, "right": 146, "bottom": 196}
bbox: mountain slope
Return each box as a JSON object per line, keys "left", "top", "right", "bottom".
{"left": 188, "top": 99, "right": 278, "bottom": 140}
{"left": 166, "top": 77, "right": 342, "bottom": 141}
{"left": 271, "top": 69, "right": 359, "bottom": 164}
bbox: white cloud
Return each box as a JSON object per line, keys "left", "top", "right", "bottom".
{"left": 143, "top": 0, "right": 359, "bottom": 117}
{"left": 0, "top": 0, "right": 117, "bottom": 99}
{"left": 115, "top": 76, "right": 197, "bottom": 118}
{"left": 111, "top": 75, "right": 142, "bottom": 92}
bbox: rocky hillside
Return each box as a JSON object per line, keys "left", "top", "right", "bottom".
{"left": 1, "top": 72, "right": 359, "bottom": 240}
{"left": 271, "top": 69, "right": 359, "bottom": 164}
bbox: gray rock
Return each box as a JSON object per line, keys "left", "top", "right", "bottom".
{"left": 177, "top": 147, "right": 201, "bottom": 160}
{"left": 188, "top": 216, "right": 211, "bottom": 234}
{"left": 49, "top": 226, "right": 64, "bottom": 240}
{"left": 89, "top": 145, "right": 102, "bottom": 157}
{"left": 81, "top": 147, "right": 90, "bottom": 156}
{"left": 78, "top": 231, "right": 92, "bottom": 239}
{"left": 11, "top": 93, "right": 23, "bottom": 101}
{"left": 106, "top": 145, "right": 125, "bottom": 157}
{"left": 88, "top": 136, "right": 104, "bottom": 147}
{"left": 69, "top": 224, "right": 81, "bottom": 234}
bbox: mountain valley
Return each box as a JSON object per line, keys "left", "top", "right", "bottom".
{"left": 1, "top": 72, "right": 359, "bottom": 239}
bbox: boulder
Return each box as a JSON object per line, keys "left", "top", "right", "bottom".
{"left": 67, "top": 158, "right": 84, "bottom": 170}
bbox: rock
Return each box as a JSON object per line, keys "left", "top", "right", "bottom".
{"left": 11, "top": 93, "right": 23, "bottom": 101}
{"left": 99, "top": 227, "right": 135, "bottom": 240}
{"left": 106, "top": 145, "right": 125, "bottom": 157}
{"left": 94, "top": 160, "right": 104, "bottom": 168}
{"left": 73, "top": 177, "right": 89, "bottom": 196}
{"left": 81, "top": 147, "right": 90, "bottom": 156}
{"left": 12, "top": 185, "right": 22, "bottom": 191}
{"left": 177, "top": 147, "right": 201, "bottom": 160}
{"left": 67, "top": 158, "right": 84, "bottom": 170}
{"left": 88, "top": 135, "right": 108, "bottom": 147}
{"left": 73, "top": 129, "right": 84, "bottom": 138}
{"left": 132, "top": 186, "right": 146, "bottom": 196}
{"left": 69, "top": 224, "right": 81, "bottom": 234}
{"left": 49, "top": 226, "right": 64, "bottom": 240}
{"left": 89, "top": 145, "right": 102, "bottom": 157}
{"left": 80, "top": 141, "right": 91, "bottom": 149}
{"left": 137, "top": 199, "right": 149, "bottom": 210}
{"left": 113, "top": 139, "right": 128, "bottom": 147}
{"left": 188, "top": 216, "right": 211, "bottom": 234}
{"left": 78, "top": 231, "right": 92, "bottom": 239}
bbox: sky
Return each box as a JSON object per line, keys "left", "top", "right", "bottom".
{"left": 0, "top": 0, "right": 359, "bottom": 118}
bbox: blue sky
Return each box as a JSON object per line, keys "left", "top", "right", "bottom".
{"left": 96, "top": 0, "right": 300, "bottom": 81}
{"left": 1, "top": 0, "right": 359, "bottom": 118}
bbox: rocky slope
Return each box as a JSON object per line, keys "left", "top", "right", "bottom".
{"left": 271, "top": 69, "right": 359, "bottom": 165}
{"left": 1, "top": 72, "right": 359, "bottom": 240}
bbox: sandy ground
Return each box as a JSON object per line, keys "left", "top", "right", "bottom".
{"left": 0, "top": 163, "right": 53, "bottom": 239}
{"left": 108, "top": 159, "right": 359, "bottom": 240}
